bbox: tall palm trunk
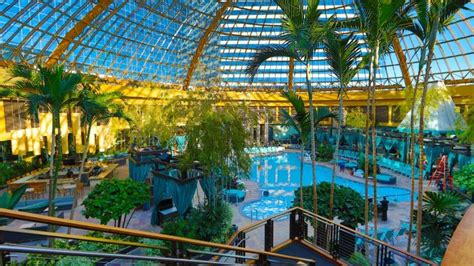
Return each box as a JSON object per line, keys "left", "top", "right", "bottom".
{"left": 416, "top": 16, "right": 440, "bottom": 256}
{"left": 52, "top": 114, "right": 63, "bottom": 209}
{"left": 364, "top": 57, "right": 374, "bottom": 239}
{"left": 306, "top": 63, "right": 318, "bottom": 218}
{"left": 329, "top": 86, "right": 343, "bottom": 218}
{"left": 48, "top": 112, "right": 62, "bottom": 246}
{"left": 371, "top": 44, "right": 379, "bottom": 236}
{"left": 68, "top": 122, "right": 92, "bottom": 233}
{"left": 299, "top": 143, "right": 305, "bottom": 207}
{"left": 48, "top": 113, "right": 57, "bottom": 217}
{"left": 407, "top": 46, "right": 427, "bottom": 253}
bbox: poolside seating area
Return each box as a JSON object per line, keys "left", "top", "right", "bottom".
{"left": 337, "top": 149, "right": 422, "bottom": 179}
{"left": 337, "top": 149, "right": 359, "bottom": 161}
{"left": 378, "top": 157, "right": 422, "bottom": 179}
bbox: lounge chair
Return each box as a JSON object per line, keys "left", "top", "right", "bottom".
{"left": 394, "top": 227, "right": 407, "bottom": 245}
{"left": 353, "top": 169, "right": 364, "bottom": 178}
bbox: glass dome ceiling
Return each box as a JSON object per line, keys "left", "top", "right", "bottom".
{"left": 1, "top": 0, "right": 473, "bottom": 90}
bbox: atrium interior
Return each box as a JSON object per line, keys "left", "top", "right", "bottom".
{"left": 0, "top": 0, "right": 473, "bottom": 265}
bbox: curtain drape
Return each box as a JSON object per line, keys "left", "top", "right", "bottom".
{"left": 150, "top": 175, "right": 169, "bottom": 225}
{"left": 167, "top": 176, "right": 198, "bottom": 216}
{"left": 200, "top": 176, "right": 217, "bottom": 203}
{"left": 129, "top": 162, "right": 152, "bottom": 182}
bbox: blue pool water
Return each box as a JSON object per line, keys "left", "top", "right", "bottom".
{"left": 241, "top": 152, "right": 415, "bottom": 220}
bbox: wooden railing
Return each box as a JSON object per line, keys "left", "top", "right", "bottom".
{"left": 0, "top": 208, "right": 315, "bottom": 265}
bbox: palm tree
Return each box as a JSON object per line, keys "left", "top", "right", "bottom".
{"left": 417, "top": 191, "right": 465, "bottom": 262}
{"left": 280, "top": 91, "right": 336, "bottom": 207}
{"left": 246, "top": 0, "right": 332, "bottom": 216}
{"left": 1, "top": 63, "right": 85, "bottom": 219}
{"left": 346, "top": 0, "right": 410, "bottom": 237}
{"left": 67, "top": 89, "right": 129, "bottom": 231}
{"left": 406, "top": 0, "right": 470, "bottom": 255}
{"left": 281, "top": 91, "right": 310, "bottom": 207}
{"left": 323, "top": 30, "right": 362, "bottom": 218}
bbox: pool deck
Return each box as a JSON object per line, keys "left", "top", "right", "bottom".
{"left": 230, "top": 149, "right": 435, "bottom": 251}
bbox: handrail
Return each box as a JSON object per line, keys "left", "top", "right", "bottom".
{"left": 0, "top": 208, "right": 315, "bottom": 264}
{"left": 222, "top": 206, "right": 434, "bottom": 265}
{"left": 297, "top": 207, "right": 435, "bottom": 265}
{"left": 0, "top": 228, "right": 168, "bottom": 251}
{"left": 0, "top": 244, "right": 229, "bottom": 265}
{"left": 187, "top": 249, "right": 254, "bottom": 260}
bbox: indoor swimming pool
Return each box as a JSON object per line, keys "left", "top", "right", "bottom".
{"left": 241, "top": 152, "right": 415, "bottom": 220}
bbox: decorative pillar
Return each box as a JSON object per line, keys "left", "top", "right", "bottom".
{"left": 388, "top": 106, "right": 393, "bottom": 126}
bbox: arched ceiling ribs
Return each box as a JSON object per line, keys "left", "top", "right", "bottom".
{"left": 392, "top": 37, "right": 412, "bottom": 88}
{"left": 46, "top": 0, "right": 113, "bottom": 67}
{"left": 183, "top": 0, "right": 233, "bottom": 90}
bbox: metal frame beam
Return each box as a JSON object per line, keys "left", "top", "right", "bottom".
{"left": 392, "top": 36, "right": 412, "bottom": 88}
{"left": 183, "top": 0, "right": 233, "bottom": 90}
{"left": 46, "top": 0, "right": 113, "bottom": 66}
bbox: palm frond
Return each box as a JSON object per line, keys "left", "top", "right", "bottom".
{"left": 323, "top": 31, "right": 362, "bottom": 92}
{"left": 280, "top": 109, "right": 302, "bottom": 137}
{"left": 246, "top": 45, "right": 301, "bottom": 82}
{"left": 439, "top": 0, "right": 470, "bottom": 31}
{"left": 311, "top": 107, "right": 338, "bottom": 125}
{"left": 274, "top": 0, "right": 304, "bottom": 27}
{"left": 281, "top": 91, "right": 306, "bottom": 117}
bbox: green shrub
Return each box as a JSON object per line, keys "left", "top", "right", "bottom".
{"left": 0, "top": 160, "right": 39, "bottom": 186}
{"left": 317, "top": 144, "right": 334, "bottom": 161}
{"left": 295, "top": 182, "right": 372, "bottom": 228}
{"left": 161, "top": 200, "right": 233, "bottom": 250}
{"left": 454, "top": 164, "right": 474, "bottom": 194}
{"left": 358, "top": 154, "right": 378, "bottom": 176}
{"left": 82, "top": 178, "right": 149, "bottom": 227}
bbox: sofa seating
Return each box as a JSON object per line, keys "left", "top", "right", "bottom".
{"left": 377, "top": 174, "right": 396, "bottom": 185}
{"left": 15, "top": 197, "right": 74, "bottom": 213}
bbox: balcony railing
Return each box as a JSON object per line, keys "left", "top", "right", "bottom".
{"left": 223, "top": 207, "right": 435, "bottom": 266}
{"left": 0, "top": 208, "right": 315, "bottom": 265}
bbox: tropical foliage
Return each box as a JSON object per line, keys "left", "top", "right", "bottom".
{"left": 323, "top": 30, "right": 362, "bottom": 217}
{"left": 0, "top": 184, "right": 27, "bottom": 209}
{"left": 181, "top": 104, "right": 251, "bottom": 180}
{"left": 296, "top": 182, "right": 372, "bottom": 229}
{"left": 247, "top": 0, "right": 334, "bottom": 216}
{"left": 0, "top": 160, "right": 40, "bottom": 186}
{"left": 454, "top": 164, "right": 474, "bottom": 200}
{"left": 161, "top": 200, "right": 233, "bottom": 250}
{"left": 345, "top": 107, "right": 366, "bottom": 130}
{"left": 1, "top": 63, "right": 92, "bottom": 219}
{"left": 416, "top": 191, "right": 467, "bottom": 262}
{"left": 407, "top": 0, "right": 471, "bottom": 255}
{"left": 68, "top": 89, "right": 129, "bottom": 229}
{"left": 316, "top": 144, "right": 334, "bottom": 162}
{"left": 82, "top": 178, "right": 149, "bottom": 227}
{"left": 127, "top": 103, "right": 176, "bottom": 148}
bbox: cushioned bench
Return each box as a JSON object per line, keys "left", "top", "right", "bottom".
{"left": 15, "top": 197, "right": 74, "bottom": 213}
{"left": 377, "top": 174, "right": 396, "bottom": 185}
